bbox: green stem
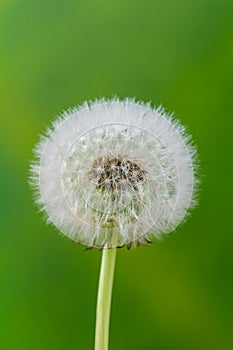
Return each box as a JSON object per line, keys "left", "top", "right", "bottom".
{"left": 94, "top": 247, "right": 117, "bottom": 350}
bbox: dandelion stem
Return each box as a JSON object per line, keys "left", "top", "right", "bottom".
{"left": 94, "top": 247, "right": 117, "bottom": 350}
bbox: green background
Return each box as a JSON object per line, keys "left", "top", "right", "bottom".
{"left": 0, "top": 0, "right": 232, "bottom": 349}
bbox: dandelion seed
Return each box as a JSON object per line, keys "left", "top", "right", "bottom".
{"left": 30, "top": 98, "right": 198, "bottom": 248}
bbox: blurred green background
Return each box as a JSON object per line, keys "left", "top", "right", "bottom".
{"left": 0, "top": 0, "right": 233, "bottom": 349}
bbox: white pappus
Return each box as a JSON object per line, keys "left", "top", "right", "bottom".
{"left": 30, "top": 98, "right": 198, "bottom": 249}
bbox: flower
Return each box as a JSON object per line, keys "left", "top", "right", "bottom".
{"left": 30, "top": 98, "right": 198, "bottom": 248}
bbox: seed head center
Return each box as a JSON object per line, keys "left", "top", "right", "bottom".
{"left": 89, "top": 155, "right": 146, "bottom": 191}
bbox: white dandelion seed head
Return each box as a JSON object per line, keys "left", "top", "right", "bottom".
{"left": 30, "top": 97, "right": 198, "bottom": 249}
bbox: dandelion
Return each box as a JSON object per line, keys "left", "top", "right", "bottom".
{"left": 30, "top": 97, "right": 198, "bottom": 350}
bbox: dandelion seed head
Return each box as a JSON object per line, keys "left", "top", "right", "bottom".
{"left": 30, "top": 98, "right": 198, "bottom": 248}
